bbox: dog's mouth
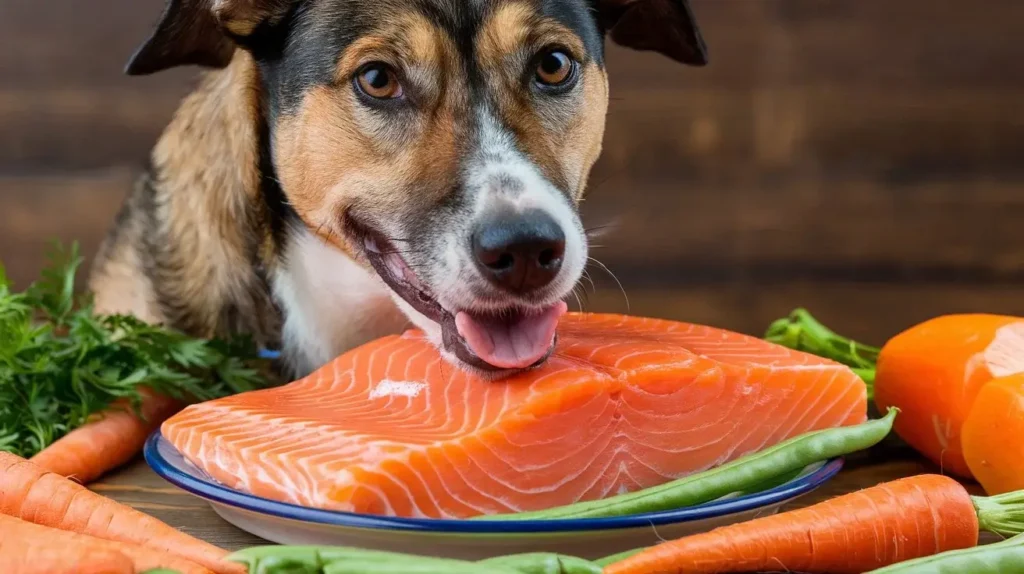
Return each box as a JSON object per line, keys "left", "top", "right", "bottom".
{"left": 356, "top": 225, "right": 565, "bottom": 374}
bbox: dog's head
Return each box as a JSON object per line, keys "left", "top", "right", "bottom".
{"left": 128, "top": 0, "right": 706, "bottom": 376}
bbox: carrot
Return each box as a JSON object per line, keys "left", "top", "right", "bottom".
{"left": 30, "top": 388, "right": 184, "bottom": 484}
{"left": 767, "top": 310, "right": 1024, "bottom": 479}
{"left": 0, "top": 513, "right": 211, "bottom": 574}
{"left": 962, "top": 373, "right": 1024, "bottom": 495}
{"left": 0, "top": 451, "right": 243, "bottom": 574}
{"left": 603, "top": 474, "right": 981, "bottom": 574}
{"left": 0, "top": 514, "right": 135, "bottom": 574}
{"left": 873, "top": 314, "right": 1024, "bottom": 478}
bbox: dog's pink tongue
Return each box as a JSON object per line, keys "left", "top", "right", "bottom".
{"left": 455, "top": 302, "right": 568, "bottom": 370}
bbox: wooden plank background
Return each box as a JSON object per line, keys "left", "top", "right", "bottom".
{"left": 2, "top": 0, "right": 1022, "bottom": 344}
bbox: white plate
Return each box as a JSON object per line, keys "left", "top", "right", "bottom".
{"left": 146, "top": 432, "right": 842, "bottom": 561}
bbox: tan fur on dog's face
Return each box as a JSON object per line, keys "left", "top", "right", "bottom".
{"left": 272, "top": 1, "right": 608, "bottom": 259}
{"left": 114, "top": 0, "right": 705, "bottom": 376}
{"left": 256, "top": 0, "right": 611, "bottom": 372}
{"left": 272, "top": 9, "right": 469, "bottom": 256}
{"left": 477, "top": 3, "right": 608, "bottom": 197}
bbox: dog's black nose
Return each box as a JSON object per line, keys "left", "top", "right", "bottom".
{"left": 472, "top": 209, "right": 566, "bottom": 294}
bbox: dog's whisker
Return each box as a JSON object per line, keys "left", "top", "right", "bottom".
{"left": 570, "top": 285, "right": 585, "bottom": 312}
{"left": 575, "top": 283, "right": 593, "bottom": 312}
{"left": 588, "top": 257, "right": 630, "bottom": 312}
{"left": 585, "top": 224, "right": 614, "bottom": 233}
{"left": 580, "top": 269, "right": 596, "bottom": 293}
{"left": 584, "top": 219, "right": 621, "bottom": 241}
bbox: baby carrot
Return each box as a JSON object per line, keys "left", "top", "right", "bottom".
{"left": 479, "top": 408, "right": 896, "bottom": 520}
{"left": 0, "top": 514, "right": 211, "bottom": 574}
{"left": 867, "top": 533, "right": 1024, "bottom": 573}
{"left": 30, "top": 388, "right": 184, "bottom": 484}
{"left": 604, "top": 474, "right": 984, "bottom": 574}
{"left": 0, "top": 451, "right": 241, "bottom": 574}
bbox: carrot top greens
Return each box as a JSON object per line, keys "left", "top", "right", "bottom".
{"left": 765, "top": 308, "right": 880, "bottom": 399}
{"left": 0, "top": 242, "right": 272, "bottom": 458}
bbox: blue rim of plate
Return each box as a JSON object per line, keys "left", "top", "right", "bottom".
{"left": 145, "top": 431, "right": 843, "bottom": 534}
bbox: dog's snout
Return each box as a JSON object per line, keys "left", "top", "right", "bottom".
{"left": 472, "top": 209, "right": 566, "bottom": 294}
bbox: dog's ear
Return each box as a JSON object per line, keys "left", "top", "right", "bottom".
{"left": 597, "top": 0, "right": 708, "bottom": 66}
{"left": 125, "top": 0, "right": 293, "bottom": 76}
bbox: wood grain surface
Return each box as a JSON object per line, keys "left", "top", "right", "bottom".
{"left": 3, "top": 1, "right": 1022, "bottom": 347}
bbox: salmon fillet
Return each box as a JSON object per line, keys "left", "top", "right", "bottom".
{"left": 163, "top": 313, "right": 867, "bottom": 519}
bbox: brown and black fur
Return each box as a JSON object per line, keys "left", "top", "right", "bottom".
{"left": 91, "top": 0, "right": 708, "bottom": 378}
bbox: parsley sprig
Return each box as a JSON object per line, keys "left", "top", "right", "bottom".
{"left": 0, "top": 243, "right": 273, "bottom": 457}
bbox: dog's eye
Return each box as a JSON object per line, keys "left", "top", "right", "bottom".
{"left": 534, "top": 50, "right": 576, "bottom": 89}
{"left": 355, "top": 63, "right": 403, "bottom": 100}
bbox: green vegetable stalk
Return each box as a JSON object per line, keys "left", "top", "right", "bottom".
{"left": 765, "top": 308, "right": 881, "bottom": 399}
{"left": 0, "top": 242, "right": 274, "bottom": 458}
{"left": 479, "top": 408, "right": 897, "bottom": 520}
{"left": 228, "top": 546, "right": 600, "bottom": 574}
{"left": 867, "top": 533, "right": 1024, "bottom": 573}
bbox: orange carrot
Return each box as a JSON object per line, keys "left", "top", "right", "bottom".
{"left": 31, "top": 388, "right": 184, "bottom": 484}
{"left": 0, "top": 513, "right": 134, "bottom": 574}
{"left": 603, "top": 474, "right": 979, "bottom": 574}
{"left": 0, "top": 513, "right": 212, "bottom": 574}
{"left": 962, "top": 373, "right": 1024, "bottom": 495}
{"left": 873, "top": 314, "right": 1024, "bottom": 478}
{"left": 0, "top": 451, "right": 243, "bottom": 574}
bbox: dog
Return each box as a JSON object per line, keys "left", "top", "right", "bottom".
{"left": 89, "top": 0, "right": 707, "bottom": 380}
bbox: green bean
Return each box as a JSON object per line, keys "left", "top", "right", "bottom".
{"left": 321, "top": 557, "right": 519, "bottom": 574}
{"left": 229, "top": 545, "right": 449, "bottom": 573}
{"left": 478, "top": 408, "right": 898, "bottom": 520}
{"left": 250, "top": 556, "right": 321, "bottom": 574}
{"left": 228, "top": 545, "right": 318, "bottom": 569}
{"left": 229, "top": 545, "right": 426, "bottom": 567}
{"left": 478, "top": 552, "right": 602, "bottom": 573}
{"left": 593, "top": 548, "right": 644, "bottom": 567}
{"left": 867, "top": 533, "right": 1024, "bottom": 573}
{"left": 230, "top": 545, "right": 531, "bottom": 574}
{"left": 735, "top": 465, "right": 806, "bottom": 496}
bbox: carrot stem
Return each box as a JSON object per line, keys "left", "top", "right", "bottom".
{"left": 974, "top": 490, "right": 1024, "bottom": 539}
{"left": 765, "top": 308, "right": 880, "bottom": 398}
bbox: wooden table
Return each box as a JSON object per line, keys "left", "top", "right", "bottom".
{"left": 92, "top": 438, "right": 1001, "bottom": 552}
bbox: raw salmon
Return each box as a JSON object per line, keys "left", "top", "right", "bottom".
{"left": 163, "top": 313, "right": 867, "bottom": 519}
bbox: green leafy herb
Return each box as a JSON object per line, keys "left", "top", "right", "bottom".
{"left": 0, "top": 242, "right": 274, "bottom": 458}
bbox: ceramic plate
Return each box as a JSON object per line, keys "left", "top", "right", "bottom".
{"left": 146, "top": 432, "right": 842, "bottom": 560}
